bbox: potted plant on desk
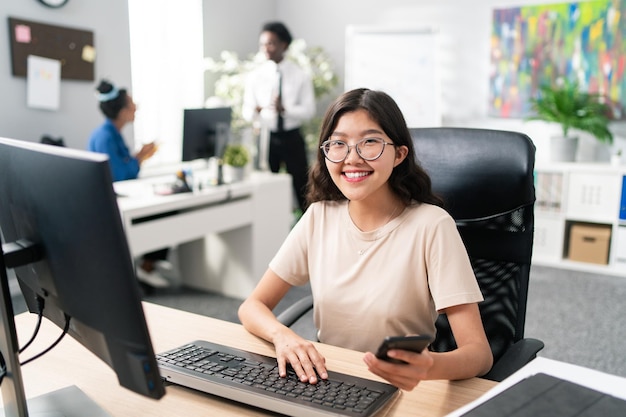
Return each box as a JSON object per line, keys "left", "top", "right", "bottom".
{"left": 526, "top": 78, "right": 613, "bottom": 162}
{"left": 221, "top": 144, "right": 250, "bottom": 183}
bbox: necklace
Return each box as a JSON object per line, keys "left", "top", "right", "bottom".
{"left": 349, "top": 203, "right": 401, "bottom": 256}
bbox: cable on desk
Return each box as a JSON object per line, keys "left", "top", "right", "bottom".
{"left": 20, "top": 314, "right": 71, "bottom": 367}
{"left": 0, "top": 297, "right": 45, "bottom": 386}
{"left": 18, "top": 296, "right": 45, "bottom": 354}
{"left": 0, "top": 352, "right": 6, "bottom": 385}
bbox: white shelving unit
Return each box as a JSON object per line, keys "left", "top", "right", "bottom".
{"left": 533, "top": 162, "right": 626, "bottom": 277}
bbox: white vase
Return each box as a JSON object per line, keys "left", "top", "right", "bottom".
{"left": 611, "top": 154, "right": 622, "bottom": 166}
{"left": 222, "top": 165, "right": 246, "bottom": 183}
{"left": 550, "top": 136, "right": 578, "bottom": 162}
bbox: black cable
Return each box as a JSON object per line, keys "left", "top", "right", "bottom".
{"left": 0, "top": 297, "right": 45, "bottom": 386}
{"left": 18, "top": 296, "right": 45, "bottom": 354}
{"left": 20, "top": 314, "right": 71, "bottom": 367}
{"left": 0, "top": 352, "right": 6, "bottom": 385}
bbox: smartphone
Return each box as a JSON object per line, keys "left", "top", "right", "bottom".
{"left": 375, "top": 335, "right": 433, "bottom": 364}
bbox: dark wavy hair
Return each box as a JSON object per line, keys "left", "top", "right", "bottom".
{"left": 96, "top": 79, "right": 128, "bottom": 120}
{"left": 306, "top": 88, "right": 443, "bottom": 208}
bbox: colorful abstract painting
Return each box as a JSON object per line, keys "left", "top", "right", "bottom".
{"left": 490, "top": 0, "right": 626, "bottom": 118}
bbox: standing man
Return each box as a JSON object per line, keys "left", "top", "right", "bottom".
{"left": 242, "top": 22, "right": 315, "bottom": 212}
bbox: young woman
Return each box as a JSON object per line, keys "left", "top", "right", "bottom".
{"left": 238, "top": 88, "right": 493, "bottom": 391}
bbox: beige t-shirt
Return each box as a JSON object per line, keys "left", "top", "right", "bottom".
{"left": 269, "top": 200, "right": 483, "bottom": 353}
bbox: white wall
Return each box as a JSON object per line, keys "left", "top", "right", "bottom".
{"left": 0, "top": 0, "right": 133, "bottom": 149}
{"left": 272, "top": 0, "right": 626, "bottom": 162}
{"left": 3, "top": 0, "right": 624, "bottom": 159}
{"left": 199, "top": 0, "right": 617, "bottom": 162}
{"left": 202, "top": 0, "right": 276, "bottom": 98}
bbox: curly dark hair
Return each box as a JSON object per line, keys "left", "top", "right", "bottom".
{"left": 96, "top": 79, "right": 128, "bottom": 120}
{"left": 306, "top": 88, "right": 443, "bottom": 208}
{"left": 261, "top": 22, "right": 292, "bottom": 46}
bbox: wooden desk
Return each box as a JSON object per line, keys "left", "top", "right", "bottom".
{"left": 114, "top": 171, "right": 292, "bottom": 299}
{"left": 5, "top": 303, "right": 496, "bottom": 416}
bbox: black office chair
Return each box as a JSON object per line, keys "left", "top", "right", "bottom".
{"left": 277, "top": 127, "right": 544, "bottom": 382}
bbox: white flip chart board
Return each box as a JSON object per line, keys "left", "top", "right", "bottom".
{"left": 345, "top": 26, "right": 441, "bottom": 127}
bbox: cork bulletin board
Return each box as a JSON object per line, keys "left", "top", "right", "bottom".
{"left": 8, "top": 17, "right": 95, "bottom": 81}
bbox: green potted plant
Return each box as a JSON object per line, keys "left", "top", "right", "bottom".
{"left": 221, "top": 144, "right": 250, "bottom": 183}
{"left": 527, "top": 78, "right": 613, "bottom": 162}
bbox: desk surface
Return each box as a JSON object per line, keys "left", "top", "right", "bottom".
{"left": 7, "top": 303, "right": 496, "bottom": 416}
{"left": 113, "top": 170, "right": 282, "bottom": 216}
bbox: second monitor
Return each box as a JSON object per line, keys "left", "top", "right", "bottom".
{"left": 181, "top": 107, "right": 232, "bottom": 162}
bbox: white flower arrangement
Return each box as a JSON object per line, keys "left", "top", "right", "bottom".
{"left": 204, "top": 39, "right": 339, "bottom": 138}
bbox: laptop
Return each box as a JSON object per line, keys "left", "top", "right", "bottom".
{"left": 157, "top": 340, "right": 400, "bottom": 417}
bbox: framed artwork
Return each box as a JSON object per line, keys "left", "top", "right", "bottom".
{"left": 489, "top": 0, "right": 626, "bottom": 118}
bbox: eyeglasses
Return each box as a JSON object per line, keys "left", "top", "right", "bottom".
{"left": 320, "top": 138, "right": 396, "bottom": 163}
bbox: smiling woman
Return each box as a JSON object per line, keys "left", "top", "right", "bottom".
{"left": 237, "top": 88, "right": 493, "bottom": 391}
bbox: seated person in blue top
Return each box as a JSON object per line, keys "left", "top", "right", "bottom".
{"left": 88, "top": 79, "right": 170, "bottom": 289}
{"left": 88, "top": 79, "right": 157, "bottom": 181}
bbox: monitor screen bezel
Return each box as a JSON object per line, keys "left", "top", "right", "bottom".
{"left": 181, "top": 107, "right": 232, "bottom": 162}
{"left": 0, "top": 137, "right": 165, "bottom": 414}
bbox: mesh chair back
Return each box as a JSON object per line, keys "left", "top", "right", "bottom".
{"left": 410, "top": 127, "right": 536, "bottom": 363}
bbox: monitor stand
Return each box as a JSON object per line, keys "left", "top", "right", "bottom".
{"left": 199, "top": 156, "right": 223, "bottom": 187}
{"left": 0, "top": 247, "right": 110, "bottom": 417}
{"left": 1, "top": 385, "right": 111, "bottom": 417}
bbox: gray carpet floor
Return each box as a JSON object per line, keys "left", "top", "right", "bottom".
{"left": 524, "top": 265, "right": 626, "bottom": 378}
{"left": 8, "top": 263, "right": 626, "bottom": 378}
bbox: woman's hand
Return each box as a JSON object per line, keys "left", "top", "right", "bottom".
{"left": 238, "top": 269, "right": 328, "bottom": 385}
{"left": 363, "top": 348, "right": 434, "bottom": 391}
{"left": 136, "top": 142, "right": 158, "bottom": 163}
{"left": 272, "top": 330, "right": 328, "bottom": 384}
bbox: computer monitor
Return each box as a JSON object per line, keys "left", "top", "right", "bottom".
{"left": 181, "top": 107, "right": 232, "bottom": 162}
{"left": 0, "top": 137, "right": 165, "bottom": 416}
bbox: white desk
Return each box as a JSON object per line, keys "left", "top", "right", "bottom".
{"left": 114, "top": 171, "right": 292, "bottom": 299}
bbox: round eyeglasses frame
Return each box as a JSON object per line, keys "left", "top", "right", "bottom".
{"left": 320, "top": 138, "right": 396, "bottom": 163}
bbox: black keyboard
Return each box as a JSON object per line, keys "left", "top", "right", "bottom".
{"left": 156, "top": 340, "right": 399, "bottom": 417}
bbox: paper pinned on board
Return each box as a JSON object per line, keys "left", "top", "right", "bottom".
{"left": 27, "top": 55, "right": 61, "bottom": 111}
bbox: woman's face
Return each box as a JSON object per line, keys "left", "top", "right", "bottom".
{"left": 120, "top": 95, "right": 137, "bottom": 123}
{"left": 324, "top": 109, "right": 407, "bottom": 204}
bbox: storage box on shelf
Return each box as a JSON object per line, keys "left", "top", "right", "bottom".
{"left": 568, "top": 223, "right": 611, "bottom": 265}
{"left": 533, "top": 162, "right": 626, "bottom": 277}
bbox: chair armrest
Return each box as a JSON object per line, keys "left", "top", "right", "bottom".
{"left": 276, "top": 295, "right": 314, "bottom": 327}
{"left": 482, "top": 338, "right": 545, "bottom": 382}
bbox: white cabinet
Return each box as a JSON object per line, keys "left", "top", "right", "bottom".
{"left": 533, "top": 162, "right": 626, "bottom": 277}
{"left": 566, "top": 172, "right": 621, "bottom": 222}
